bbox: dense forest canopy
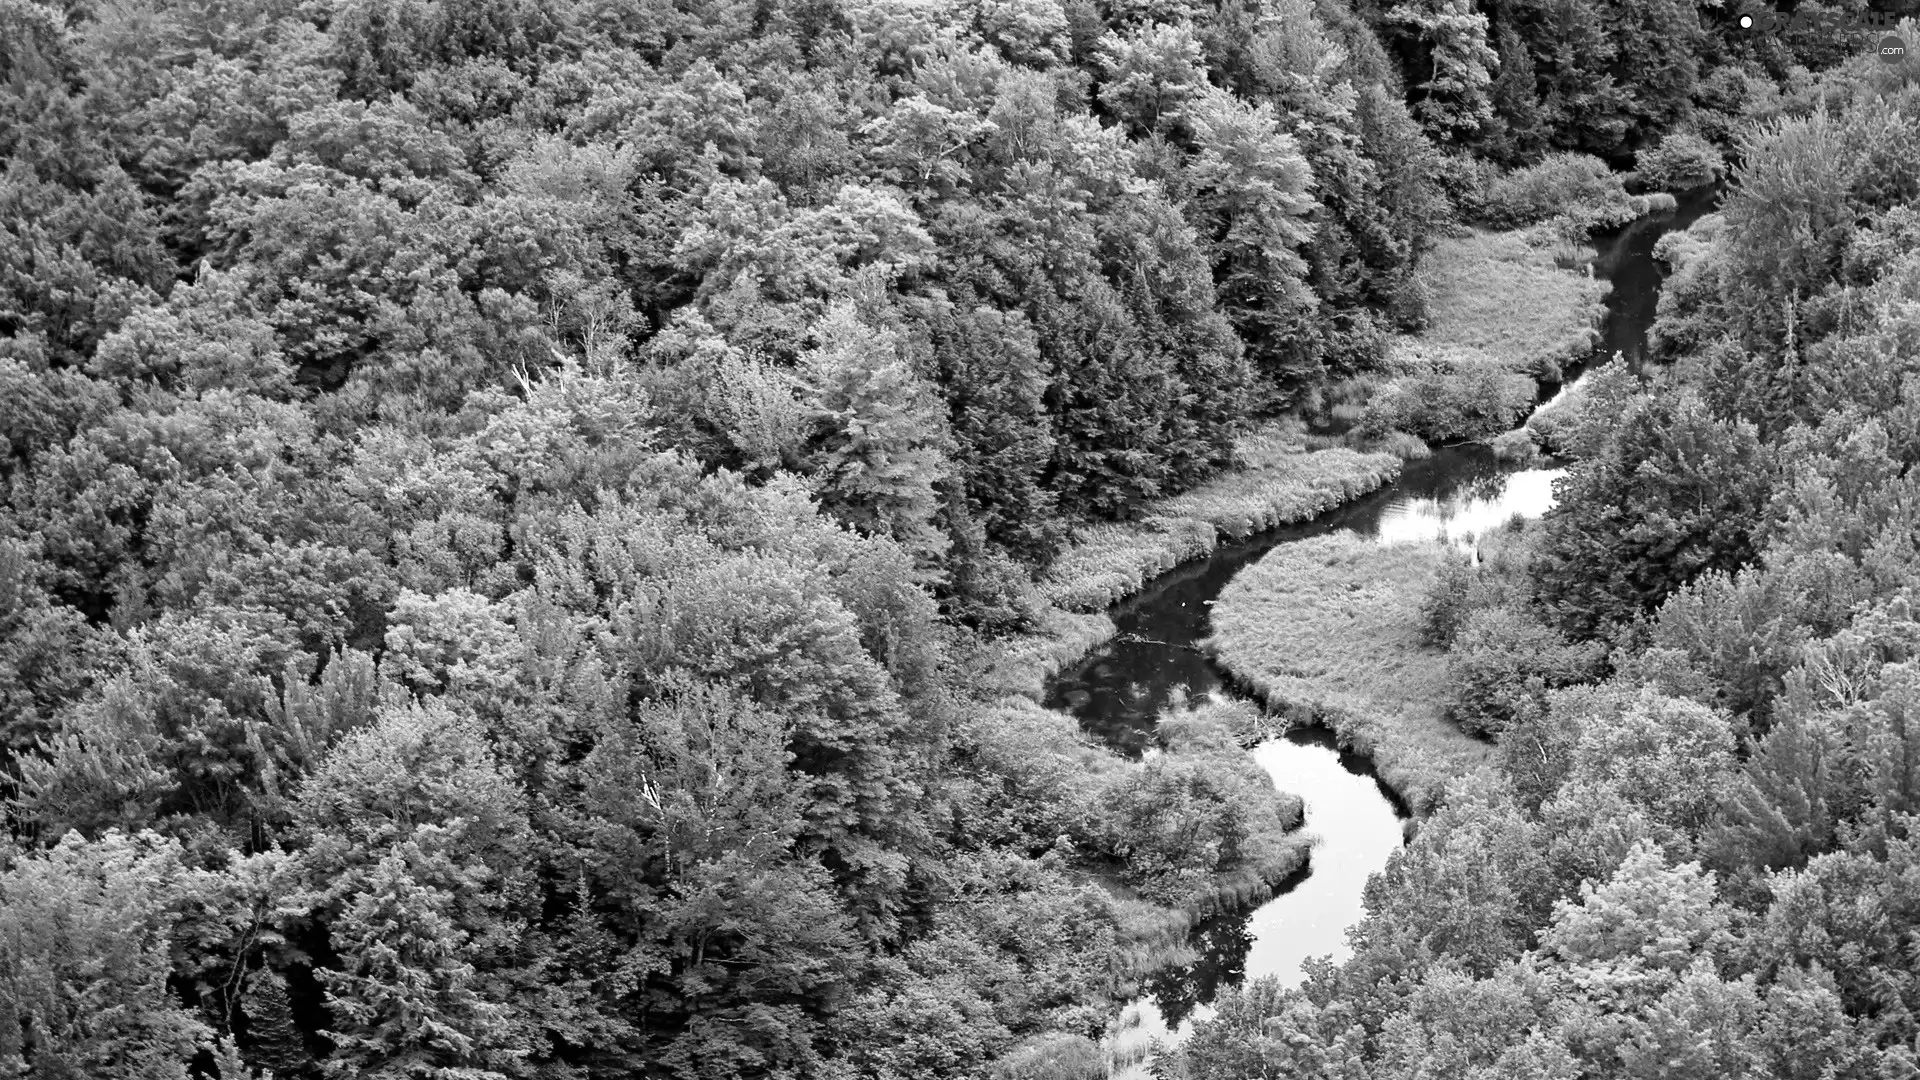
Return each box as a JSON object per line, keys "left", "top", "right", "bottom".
{"left": 0, "top": 0, "right": 1914, "bottom": 1077}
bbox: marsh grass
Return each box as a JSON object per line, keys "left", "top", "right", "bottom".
{"left": 1205, "top": 532, "right": 1495, "bottom": 813}
{"left": 1156, "top": 442, "right": 1400, "bottom": 540}
{"left": 1038, "top": 432, "right": 1400, "bottom": 613}
{"left": 1413, "top": 229, "right": 1611, "bottom": 374}
{"left": 972, "top": 604, "right": 1118, "bottom": 702}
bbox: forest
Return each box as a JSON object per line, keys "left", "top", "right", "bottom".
{"left": 0, "top": 0, "right": 1915, "bottom": 1077}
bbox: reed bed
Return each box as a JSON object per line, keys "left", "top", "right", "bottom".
{"left": 972, "top": 605, "right": 1117, "bottom": 702}
{"left": 1157, "top": 443, "right": 1401, "bottom": 541}
{"left": 1041, "top": 516, "right": 1218, "bottom": 614}
{"left": 1205, "top": 532, "right": 1495, "bottom": 813}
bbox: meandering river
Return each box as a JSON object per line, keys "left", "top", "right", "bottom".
{"left": 1046, "top": 182, "right": 1725, "bottom": 1053}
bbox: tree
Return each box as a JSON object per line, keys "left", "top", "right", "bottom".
{"left": 288, "top": 700, "right": 546, "bottom": 1080}
{"left": 1534, "top": 379, "right": 1773, "bottom": 638}
{"left": 0, "top": 830, "right": 214, "bottom": 1080}
{"left": 1384, "top": 0, "right": 1498, "bottom": 145}
{"left": 1094, "top": 21, "right": 1208, "bottom": 135}
{"left": 567, "top": 682, "right": 862, "bottom": 1075}
{"left": 1178, "top": 85, "right": 1321, "bottom": 392}
{"left": 798, "top": 301, "right": 954, "bottom": 574}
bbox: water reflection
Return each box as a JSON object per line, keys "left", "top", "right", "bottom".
{"left": 1370, "top": 466, "right": 1563, "bottom": 547}
{"left": 1117, "top": 725, "right": 1411, "bottom": 1043}
{"left": 1139, "top": 907, "right": 1255, "bottom": 1031}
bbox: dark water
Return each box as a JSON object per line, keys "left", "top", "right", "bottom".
{"left": 1544, "top": 181, "right": 1726, "bottom": 399}
{"left": 1061, "top": 185, "right": 1725, "bottom": 1051}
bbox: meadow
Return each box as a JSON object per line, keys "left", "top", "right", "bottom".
{"left": 1411, "top": 227, "right": 1611, "bottom": 375}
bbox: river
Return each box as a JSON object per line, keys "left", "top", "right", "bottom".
{"left": 1045, "top": 181, "right": 1725, "bottom": 1054}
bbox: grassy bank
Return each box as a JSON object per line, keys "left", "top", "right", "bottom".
{"left": 1412, "top": 227, "right": 1611, "bottom": 376}
{"left": 1040, "top": 429, "right": 1401, "bottom": 614}
{"left": 1205, "top": 532, "right": 1493, "bottom": 813}
{"left": 1317, "top": 226, "right": 1611, "bottom": 447}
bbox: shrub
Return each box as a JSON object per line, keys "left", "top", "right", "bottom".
{"left": 1419, "top": 549, "right": 1478, "bottom": 646}
{"left": 1490, "top": 427, "right": 1542, "bottom": 465}
{"left": 1635, "top": 131, "right": 1727, "bottom": 192}
{"left": 989, "top": 1033, "right": 1106, "bottom": 1080}
{"left": 1353, "top": 428, "right": 1433, "bottom": 460}
{"left": 1357, "top": 346, "right": 1536, "bottom": 443}
{"left": 1097, "top": 746, "right": 1302, "bottom": 905}
{"left": 1525, "top": 398, "right": 1578, "bottom": 455}
{"left": 1633, "top": 192, "right": 1679, "bottom": 215}
{"left": 1444, "top": 605, "right": 1606, "bottom": 735}
{"left": 1417, "top": 538, "right": 1528, "bottom": 647}
{"left": 1479, "top": 154, "right": 1636, "bottom": 232}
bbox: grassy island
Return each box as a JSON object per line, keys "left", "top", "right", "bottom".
{"left": 1204, "top": 532, "right": 1493, "bottom": 813}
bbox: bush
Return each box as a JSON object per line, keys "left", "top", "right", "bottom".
{"left": 1634, "top": 131, "right": 1726, "bottom": 192}
{"left": 1637, "top": 192, "right": 1679, "bottom": 214}
{"left": 1353, "top": 429, "right": 1433, "bottom": 460}
{"left": 1479, "top": 154, "right": 1636, "bottom": 232}
{"left": 1097, "top": 744, "right": 1303, "bottom": 905}
{"left": 1525, "top": 399, "right": 1578, "bottom": 455}
{"left": 1419, "top": 549, "right": 1478, "bottom": 646}
{"left": 1417, "top": 537, "right": 1528, "bottom": 647}
{"left": 1490, "top": 427, "right": 1542, "bottom": 465}
{"left": 1357, "top": 346, "right": 1536, "bottom": 443}
{"left": 1444, "top": 606, "right": 1605, "bottom": 735}
{"left": 989, "top": 1033, "right": 1106, "bottom": 1080}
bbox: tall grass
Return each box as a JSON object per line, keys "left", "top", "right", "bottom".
{"left": 1205, "top": 532, "right": 1495, "bottom": 813}
{"left": 1157, "top": 441, "right": 1401, "bottom": 540}
{"left": 1038, "top": 431, "right": 1400, "bottom": 613}
{"left": 971, "top": 604, "right": 1118, "bottom": 702}
{"left": 1412, "top": 228, "right": 1611, "bottom": 376}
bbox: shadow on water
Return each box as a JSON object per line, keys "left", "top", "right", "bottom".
{"left": 1060, "top": 182, "right": 1726, "bottom": 1051}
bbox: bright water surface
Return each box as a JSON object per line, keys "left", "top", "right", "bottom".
{"left": 1048, "top": 182, "right": 1726, "bottom": 1051}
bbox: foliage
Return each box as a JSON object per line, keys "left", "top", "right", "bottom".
{"left": 1356, "top": 344, "right": 1536, "bottom": 443}
{"left": 1476, "top": 153, "right": 1638, "bottom": 232}
{"left": 0, "top": 0, "right": 1880, "bottom": 1076}
{"left": 0, "top": 830, "right": 217, "bottom": 1079}
{"left": 1443, "top": 605, "right": 1605, "bottom": 734}
{"left": 1533, "top": 371, "right": 1774, "bottom": 637}
{"left": 1636, "top": 131, "right": 1727, "bottom": 192}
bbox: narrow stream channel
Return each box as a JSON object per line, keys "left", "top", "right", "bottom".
{"left": 1046, "top": 182, "right": 1726, "bottom": 1053}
